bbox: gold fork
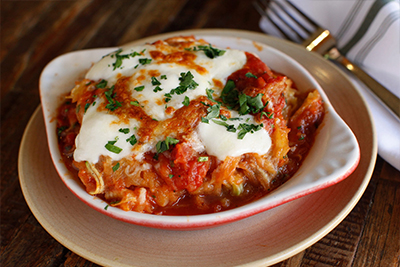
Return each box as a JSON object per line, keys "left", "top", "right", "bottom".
{"left": 254, "top": 0, "right": 400, "bottom": 120}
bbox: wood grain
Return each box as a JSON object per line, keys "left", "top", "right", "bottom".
{"left": 1, "top": 0, "right": 399, "bottom": 266}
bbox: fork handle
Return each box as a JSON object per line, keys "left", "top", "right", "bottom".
{"left": 327, "top": 48, "right": 400, "bottom": 120}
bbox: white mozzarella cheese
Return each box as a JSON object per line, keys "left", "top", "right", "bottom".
{"left": 74, "top": 41, "right": 271, "bottom": 164}
{"left": 197, "top": 112, "right": 271, "bottom": 161}
{"left": 74, "top": 101, "right": 141, "bottom": 163}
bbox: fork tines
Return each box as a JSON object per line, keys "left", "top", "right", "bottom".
{"left": 254, "top": 0, "right": 319, "bottom": 43}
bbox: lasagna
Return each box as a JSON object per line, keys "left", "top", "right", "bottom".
{"left": 56, "top": 36, "right": 324, "bottom": 215}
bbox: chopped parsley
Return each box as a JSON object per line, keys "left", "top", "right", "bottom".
{"left": 205, "top": 88, "right": 220, "bottom": 103}
{"left": 228, "top": 117, "right": 243, "bottom": 121}
{"left": 221, "top": 80, "right": 266, "bottom": 115}
{"left": 112, "top": 162, "right": 120, "bottom": 172}
{"left": 180, "top": 71, "right": 199, "bottom": 89}
{"left": 238, "top": 93, "right": 265, "bottom": 115}
{"left": 198, "top": 156, "right": 209, "bottom": 162}
{"left": 130, "top": 101, "right": 140, "bottom": 106}
{"left": 212, "top": 119, "right": 236, "bottom": 132}
{"left": 119, "top": 128, "right": 130, "bottom": 134}
{"left": 260, "top": 111, "right": 274, "bottom": 119}
{"left": 164, "top": 71, "right": 198, "bottom": 102}
{"left": 199, "top": 80, "right": 267, "bottom": 139}
{"left": 96, "top": 79, "right": 108, "bottom": 88}
{"left": 164, "top": 93, "right": 172, "bottom": 103}
{"left": 84, "top": 103, "right": 90, "bottom": 113}
{"left": 111, "top": 49, "right": 143, "bottom": 70}
{"left": 153, "top": 86, "right": 163, "bottom": 92}
{"left": 182, "top": 96, "right": 190, "bottom": 106}
{"left": 206, "top": 118, "right": 264, "bottom": 139}
{"left": 245, "top": 72, "right": 258, "bottom": 79}
{"left": 160, "top": 75, "right": 167, "bottom": 80}
{"left": 220, "top": 80, "right": 238, "bottom": 108}
{"left": 155, "top": 137, "right": 179, "bottom": 155}
{"left": 105, "top": 139, "right": 123, "bottom": 154}
{"left": 134, "top": 85, "right": 145, "bottom": 91}
{"left": 237, "top": 123, "right": 264, "bottom": 139}
{"left": 151, "top": 76, "right": 161, "bottom": 86}
{"left": 139, "top": 58, "right": 152, "bottom": 65}
{"left": 104, "top": 85, "right": 122, "bottom": 111}
{"left": 126, "top": 134, "right": 137, "bottom": 146}
{"left": 188, "top": 44, "right": 226, "bottom": 58}
{"left": 220, "top": 114, "right": 228, "bottom": 121}
{"left": 201, "top": 103, "right": 221, "bottom": 123}
{"left": 201, "top": 100, "right": 263, "bottom": 138}
{"left": 151, "top": 76, "right": 163, "bottom": 92}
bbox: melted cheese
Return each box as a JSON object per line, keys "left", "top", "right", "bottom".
{"left": 74, "top": 41, "right": 272, "bottom": 163}
{"left": 197, "top": 112, "right": 271, "bottom": 160}
{"left": 74, "top": 100, "right": 141, "bottom": 163}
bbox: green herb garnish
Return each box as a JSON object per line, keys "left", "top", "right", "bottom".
{"left": 220, "top": 80, "right": 238, "bottom": 108}
{"left": 153, "top": 86, "right": 163, "bottom": 92}
{"left": 198, "top": 156, "right": 209, "bottom": 162}
{"left": 151, "top": 76, "right": 161, "bottom": 86}
{"left": 220, "top": 80, "right": 266, "bottom": 115}
{"left": 111, "top": 49, "right": 143, "bottom": 70}
{"left": 212, "top": 119, "right": 236, "bottom": 132}
{"left": 134, "top": 85, "right": 145, "bottom": 91}
{"left": 139, "top": 58, "right": 152, "bottom": 65}
{"left": 130, "top": 101, "right": 140, "bottom": 106}
{"left": 105, "top": 139, "right": 123, "bottom": 154}
{"left": 237, "top": 123, "right": 264, "bottom": 139}
{"left": 155, "top": 137, "right": 179, "bottom": 155}
{"left": 202, "top": 103, "right": 221, "bottom": 123}
{"left": 84, "top": 103, "right": 90, "bottom": 113}
{"left": 205, "top": 88, "right": 221, "bottom": 104}
{"left": 164, "top": 71, "right": 198, "bottom": 102}
{"left": 104, "top": 85, "right": 122, "bottom": 111}
{"left": 126, "top": 134, "right": 137, "bottom": 146}
{"left": 245, "top": 72, "right": 258, "bottom": 79}
{"left": 260, "top": 111, "right": 274, "bottom": 119}
{"left": 182, "top": 96, "right": 190, "bottom": 106}
{"left": 112, "top": 162, "right": 120, "bottom": 172}
{"left": 96, "top": 79, "right": 108, "bottom": 88}
{"left": 190, "top": 44, "right": 226, "bottom": 58}
{"left": 119, "top": 128, "right": 130, "bottom": 134}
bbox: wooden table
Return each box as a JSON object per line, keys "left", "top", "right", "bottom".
{"left": 1, "top": 0, "right": 399, "bottom": 266}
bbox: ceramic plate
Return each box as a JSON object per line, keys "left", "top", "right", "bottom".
{"left": 38, "top": 31, "right": 359, "bottom": 229}
{"left": 19, "top": 29, "right": 376, "bottom": 266}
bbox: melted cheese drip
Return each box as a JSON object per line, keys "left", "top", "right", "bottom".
{"left": 74, "top": 41, "right": 272, "bottom": 163}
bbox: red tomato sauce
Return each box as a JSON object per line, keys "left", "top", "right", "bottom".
{"left": 56, "top": 48, "right": 324, "bottom": 215}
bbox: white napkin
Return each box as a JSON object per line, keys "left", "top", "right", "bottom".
{"left": 259, "top": 0, "right": 400, "bottom": 170}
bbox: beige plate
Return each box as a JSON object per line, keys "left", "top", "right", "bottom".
{"left": 19, "top": 29, "right": 376, "bottom": 267}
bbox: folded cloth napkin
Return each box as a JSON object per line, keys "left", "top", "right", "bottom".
{"left": 259, "top": 0, "right": 400, "bottom": 170}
